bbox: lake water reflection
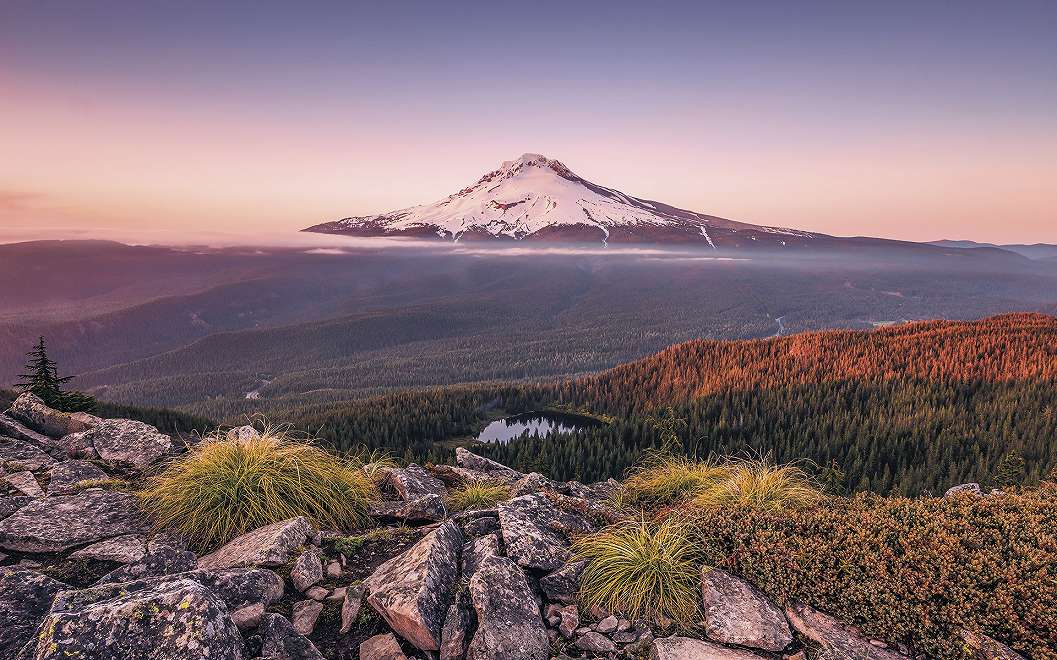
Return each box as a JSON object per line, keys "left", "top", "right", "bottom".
{"left": 474, "top": 411, "right": 602, "bottom": 444}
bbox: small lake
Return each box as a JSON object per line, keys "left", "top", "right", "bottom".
{"left": 474, "top": 411, "right": 604, "bottom": 444}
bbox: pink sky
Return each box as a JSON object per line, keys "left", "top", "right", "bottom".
{"left": 2, "top": 2, "right": 1055, "bottom": 245}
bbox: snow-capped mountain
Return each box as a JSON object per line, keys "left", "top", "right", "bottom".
{"left": 304, "top": 153, "right": 824, "bottom": 247}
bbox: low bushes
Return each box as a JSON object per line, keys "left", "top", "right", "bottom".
{"left": 573, "top": 517, "right": 702, "bottom": 624}
{"left": 139, "top": 430, "right": 377, "bottom": 550}
{"left": 692, "top": 485, "right": 1057, "bottom": 658}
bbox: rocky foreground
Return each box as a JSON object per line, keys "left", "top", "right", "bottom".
{"left": 0, "top": 393, "right": 1023, "bottom": 660}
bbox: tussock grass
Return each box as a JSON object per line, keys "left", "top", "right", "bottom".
{"left": 692, "top": 458, "right": 821, "bottom": 512}
{"left": 618, "top": 453, "right": 730, "bottom": 508}
{"left": 573, "top": 517, "right": 702, "bottom": 624}
{"left": 139, "top": 429, "right": 377, "bottom": 550}
{"left": 446, "top": 480, "right": 511, "bottom": 512}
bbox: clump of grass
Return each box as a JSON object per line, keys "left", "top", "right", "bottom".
{"left": 139, "top": 429, "right": 377, "bottom": 550}
{"left": 692, "top": 458, "right": 821, "bottom": 512}
{"left": 618, "top": 453, "right": 730, "bottom": 508}
{"left": 573, "top": 517, "right": 702, "bottom": 624}
{"left": 446, "top": 480, "right": 511, "bottom": 512}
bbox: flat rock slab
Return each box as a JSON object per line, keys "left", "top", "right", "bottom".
{"left": 785, "top": 602, "right": 904, "bottom": 660}
{"left": 389, "top": 463, "right": 447, "bottom": 501}
{"left": 361, "top": 632, "right": 409, "bottom": 660}
{"left": 0, "top": 413, "right": 56, "bottom": 450}
{"left": 700, "top": 567, "right": 793, "bottom": 652}
{"left": 455, "top": 448, "right": 523, "bottom": 482}
{"left": 0, "top": 568, "right": 67, "bottom": 658}
{"left": 72, "top": 418, "right": 173, "bottom": 467}
{"left": 467, "top": 554, "right": 548, "bottom": 660}
{"left": 959, "top": 629, "right": 1025, "bottom": 660}
{"left": 47, "top": 459, "right": 109, "bottom": 495}
{"left": 365, "top": 519, "right": 462, "bottom": 651}
{"left": 0, "top": 496, "right": 32, "bottom": 522}
{"left": 0, "top": 435, "right": 55, "bottom": 471}
{"left": 370, "top": 494, "right": 447, "bottom": 522}
{"left": 5, "top": 470, "right": 44, "bottom": 498}
{"left": 198, "top": 516, "right": 313, "bottom": 570}
{"left": 0, "top": 489, "right": 148, "bottom": 553}
{"left": 7, "top": 392, "right": 100, "bottom": 439}
{"left": 498, "top": 493, "right": 593, "bottom": 571}
{"left": 650, "top": 636, "right": 773, "bottom": 660}
{"left": 32, "top": 575, "right": 245, "bottom": 660}
{"left": 70, "top": 534, "right": 147, "bottom": 563}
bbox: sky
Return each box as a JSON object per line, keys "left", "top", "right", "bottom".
{"left": 1, "top": 1, "right": 1055, "bottom": 245}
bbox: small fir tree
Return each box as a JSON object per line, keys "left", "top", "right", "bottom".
{"left": 994, "top": 449, "right": 1026, "bottom": 490}
{"left": 818, "top": 459, "right": 847, "bottom": 495}
{"left": 16, "top": 337, "right": 96, "bottom": 413}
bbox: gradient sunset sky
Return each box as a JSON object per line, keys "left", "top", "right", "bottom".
{"left": 2, "top": 1, "right": 1055, "bottom": 244}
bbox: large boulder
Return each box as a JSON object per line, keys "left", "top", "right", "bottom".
{"left": 0, "top": 489, "right": 148, "bottom": 552}
{"left": 944, "top": 483, "right": 983, "bottom": 497}
{"left": 466, "top": 554, "right": 548, "bottom": 660}
{"left": 6, "top": 393, "right": 99, "bottom": 438}
{"left": 259, "top": 612, "right": 324, "bottom": 659}
{"left": 66, "top": 418, "right": 173, "bottom": 467}
{"left": 46, "top": 459, "right": 110, "bottom": 495}
{"left": 369, "top": 494, "right": 447, "bottom": 523}
{"left": 0, "top": 413, "right": 56, "bottom": 451}
{"left": 785, "top": 602, "right": 904, "bottom": 660}
{"left": 32, "top": 575, "right": 245, "bottom": 659}
{"left": 0, "top": 568, "right": 66, "bottom": 658}
{"left": 208, "top": 568, "right": 285, "bottom": 610}
{"left": 461, "top": 532, "right": 501, "bottom": 580}
{"left": 455, "top": 448, "right": 523, "bottom": 483}
{"left": 0, "top": 435, "right": 55, "bottom": 471}
{"left": 498, "top": 493, "right": 593, "bottom": 571}
{"left": 198, "top": 517, "right": 313, "bottom": 570}
{"left": 389, "top": 463, "right": 447, "bottom": 501}
{"left": 360, "top": 632, "right": 409, "bottom": 660}
{"left": 650, "top": 636, "right": 773, "bottom": 659}
{"left": 364, "top": 519, "right": 463, "bottom": 651}
{"left": 700, "top": 567, "right": 792, "bottom": 652}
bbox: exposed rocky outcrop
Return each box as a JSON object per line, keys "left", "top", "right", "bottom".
{"left": 64, "top": 417, "right": 174, "bottom": 466}
{"left": 5, "top": 470, "right": 44, "bottom": 497}
{"left": 370, "top": 494, "right": 447, "bottom": 522}
{"left": 0, "top": 568, "right": 67, "bottom": 657}
{"left": 498, "top": 492, "right": 593, "bottom": 571}
{"left": 69, "top": 534, "right": 147, "bottom": 563}
{"left": 467, "top": 554, "right": 549, "bottom": 660}
{"left": 785, "top": 601, "right": 905, "bottom": 660}
{"left": 944, "top": 482, "right": 983, "bottom": 497}
{"left": 46, "top": 459, "right": 109, "bottom": 494}
{"left": 360, "top": 632, "right": 408, "bottom": 660}
{"left": 0, "top": 489, "right": 148, "bottom": 552}
{"left": 455, "top": 447, "right": 523, "bottom": 483}
{"left": 7, "top": 392, "right": 100, "bottom": 439}
{"left": 0, "top": 435, "right": 55, "bottom": 471}
{"left": 259, "top": 612, "right": 324, "bottom": 659}
{"left": 959, "top": 629, "right": 1026, "bottom": 660}
{"left": 198, "top": 517, "right": 314, "bottom": 570}
{"left": 389, "top": 463, "right": 447, "bottom": 500}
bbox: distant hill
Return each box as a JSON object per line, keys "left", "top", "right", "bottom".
{"left": 930, "top": 239, "right": 1057, "bottom": 260}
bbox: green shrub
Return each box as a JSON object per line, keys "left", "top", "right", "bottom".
{"left": 446, "top": 480, "right": 511, "bottom": 512}
{"left": 139, "top": 430, "right": 377, "bottom": 550}
{"left": 690, "top": 484, "right": 1057, "bottom": 658}
{"left": 573, "top": 517, "right": 702, "bottom": 624}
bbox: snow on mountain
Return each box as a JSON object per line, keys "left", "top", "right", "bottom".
{"left": 304, "top": 153, "right": 821, "bottom": 248}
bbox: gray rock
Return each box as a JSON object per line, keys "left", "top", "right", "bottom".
{"left": 959, "top": 628, "right": 1025, "bottom": 660}
{"left": 540, "top": 560, "right": 586, "bottom": 604}
{"left": 389, "top": 463, "right": 447, "bottom": 501}
{"left": 71, "top": 418, "right": 173, "bottom": 467}
{"left": 558, "top": 604, "right": 580, "bottom": 639}
{"left": 208, "top": 567, "right": 285, "bottom": 609}
{"left": 304, "top": 585, "right": 328, "bottom": 601}
{"left": 46, "top": 459, "right": 109, "bottom": 495}
{"left": 461, "top": 513, "right": 500, "bottom": 538}
{"left": 339, "top": 582, "right": 365, "bottom": 634}
{"left": 510, "top": 472, "right": 560, "bottom": 497}
{"left": 369, "top": 494, "right": 447, "bottom": 522}
{"left": 0, "top": 435, "right": 55, "bottom": 471}
{"left": 0, "top": 413, "right": 55, "bottom": 451}
{"left": 95, "top": 536, "right": 198, "bottom": 584}
{"left": 596, "top": 614, "right": 619, "bottom": 634}
{"left": 498, "top": 493, "right": 593, "bottom": 571}
{"left": 292, "top": 599, "right": 324, "bottom": 636}
{"left": 0, "top": 568, "right": 66, "bottom": 658}
{"left": 0, "top": 494, "right": 28, "bottom": 523}
{"left": 650, "top": 636, "right": 772, "bottom": 659}
{"left": 231, "top": 602, "right": 265, "bottom": 631}
{"left": 259, "top": 612, "right": 324, "bottom": 660}
{"left": 575, "top": 630, "right": 617, "bottom": 653}
{"left": 5, "top": 471, "right": 44, "bottom": 497}
{"left": 466, "top": 554, "right": 548, "bottom": 660}
{"left": 439, "top": 590, "right": 473, "bottom": 660}
{"left": 33, "top": 575, "right": 245, "bottom": 659}
{"left": 198, "top": 517, "right": 314, "bottom": 570}
{"left": 325, "top": 560, "right": 342, "bottom": 578}
{"left": 70, "top": 534, "right": 147, "bottom": 563}
{"left": 0, "top": 489, "right": 148, "bottom": 552}
{"left": 6, "top": 393, "right": 100, "bottom": 438}
{"left": 455, "top": 448, "right": 523, "bottom": 482}
{"left": 944, "top": 482, "right": 983, "bottom": 497}
{"left": 291, "top": 549, "right": 323, "bottom": 592}
{"left": 360, "top": 632, "right": 409, "bottom": 660}
{"left": 365, "top": 519, "right": 462, "bottom": 651}
{"left": 785, "top": 602, "right": 904, "bottom": 660}
{"left": 700, "top": 567, "right": 793, "bottom": 652}
{"left": 226, "top": 425, "right": 261, "bottom": 443}
{"left": 461, "top": 532, "right": 500, "bottom": 580}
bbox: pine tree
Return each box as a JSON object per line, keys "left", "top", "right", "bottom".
{"left": 16, "top": 337, "right": 96, "bottom": 413}
{"left": 994, "top": 448, "right": 1026, "bottom": 490}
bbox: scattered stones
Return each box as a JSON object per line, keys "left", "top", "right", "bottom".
{"left": 389, "top": 463, "right": 447, "bottom": 501}
{"left": 0, "top": 435, "right": 55, "bottom": 471}
{"left": 4, "top": 470, "right": 44, "bottom": 497}
{"left": 0, "top": 413, "right": 55, "bottom": 450}
{"left": 340, "top": 583, "right": 365, "bottom": 634}
{"left": 0, "top": 489, "right": 147, "bottom": 552}
{"left": 700, "top": 567, "right": 793, "bottom": 652}
{"left": 325, "top": 559, "right": 342, "bottom": 578}
{"left": 198, "top": 517, "right": 313, "bottom": 570}
{"left": 69, "top": 417, "right": 173, "bottom": 467}
{"left": 0, "top": 568, "right": 66, "bottom": 657}
{"left": 259, "top": 612, "right": 324, "bottom": 660}
{"left": 944, "top": 483, "right": 983, "bottom": 497}
{"left": 596, "top": 614, "right": 619, "bottom": 634}
{"left": 558, "top": 604, "right": 580, "bottom": 639}
{"left": 540, "top": 559, "right": 586, "bottom": 604}
{"left": 45, "top": 459, "right": 109, "bottom": 494}
{"left": 33, "top": 575, "right": 245, "bottom": 660}
{"left": 575, "top": 630, "right": 618, "bottom": 653}
{"left": 785, "top": 602, "right": 904, "bottom": 660}
{"left": 365, "top": 519, "right": 463, "bottom": 651}
{"left": 466, "top": 554, "right": 549, "bottom": 660}
{"left": 6, "top": 393, "right": 99, "bottom": 438}
{"left": 498, "top": 493, "right": 592, "bottom": 571}
{"left": 70, "top": 533, "right": 147, "bottom": 563}
{"left": 360, "top": 632, "right": 409, "bottom": 660}
{"left": 291, "top": 549, "right": 323, "bottom": 592}
{"left": 95, "top": 536, "right": 198, "bottom": 584}
{"left": 231, "top": 602, "right": 266, "bottom": 631}
{"left": 650, "top": 635, "right": 773, "bottom": 659}
{"left": 292, "top": 598, "right": 324, "bottom": 636}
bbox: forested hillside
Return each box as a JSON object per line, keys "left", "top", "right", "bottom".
{"left": 297, "top": 314, "right": 1057, "bottom": 496}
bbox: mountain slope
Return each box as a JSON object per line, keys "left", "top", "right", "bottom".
{"left": 305, "top": 153, "right": 830, "bottom": 248}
